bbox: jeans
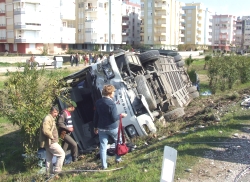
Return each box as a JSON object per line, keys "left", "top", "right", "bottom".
{"left": 45, "top": 143, "right": 65, "bottom": 174}
{"left": 98, "top": 127, "right": 121, "bottom": 169}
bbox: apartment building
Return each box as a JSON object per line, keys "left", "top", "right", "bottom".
{"left": 140, "top": 0, "right": 184, "bottom": 49}
{"left": 235, "top": 17, "right": 242, "bottom": 49}
{"left": 242, "top": 16, "right": 250, "bottom": 50}
{"left": 182, "top": 3, "right": 212, "bottom": 46}
{"left": 212, "top": 15, "right": 236, "bottom": 51}
{"left": 0, "top": 0, "right": 75, "bottom": 54}
{"left": 75, "top": 0, "right": 122, "bottom": 52}
{"left": 121, "top": 0, "right": 141, "bottom": 46}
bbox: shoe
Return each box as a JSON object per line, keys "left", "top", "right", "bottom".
{"left": 115, "top": 159, "right": 122, "bottom": 164}
{"left": 72, "top": 156, "right": 79, "bottom": 162}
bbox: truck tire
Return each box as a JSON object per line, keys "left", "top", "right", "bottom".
{"left": 174, "top": 55, "right": 182, "bottom": 62}
{"left": 189, "top": 91, "right": 199, "bottom": 99}
{"left": 135, "top": 75, "right": 157, "bottom": 111}
{"left": 164, "top": 107, "right": 185, "bottom": 121}
{"left": 138, "top": 50, "right": 160, "bottom": 64}
{"left": 176, "top": 60, "right": 185, "bottom": 67}
{"left": 187, "top": 86, "right": 197, "bottom": 93}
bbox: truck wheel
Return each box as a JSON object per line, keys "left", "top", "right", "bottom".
{"left": 174, "top": 55, "right": 182, "bottom": 62}
{"left": 138, "top": 50, "right": 160, "bottom": 64}
{"left": 187, "top": 86, "right": 197, "bottom": 93}
{"left": 189, "top": 91, "right": 199, "bottom": 98}
{"left": 176, "top": 60, "right": 185, "bottom": 67}
{"left": 135, "top": 75, "right": 157, "bottom": 111}
{"left": 164, "top": 107, "right": 185, "bottom": 121}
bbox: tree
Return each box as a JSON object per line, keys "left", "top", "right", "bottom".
{"left": 204, "top": 55, "right": 212, "bottom": 70}
{"left": 0, "top": 65, "right": 65, "bottom": 167}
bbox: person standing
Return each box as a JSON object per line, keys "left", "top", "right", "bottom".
{"left": 75, "top": 53, "right": 79, "bottom": 66}
{"left": 93, "top": 84, "right": 127, "bottom": 169}
{"left": 69, "top": 54, "right": 74, "bottom": 67}
{"left": 30, "top": 54, "right": 35, "bottom": 68}
{"left": 57, "top": 101, "right": 78, "bottom": 162}
{"left": 39, "top": 106, "right": 65, "bottom": 175}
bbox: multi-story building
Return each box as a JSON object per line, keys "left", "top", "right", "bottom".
{"left": 235, "top": 17, "right": 243, "bottom": 49}
{"left": 121, "top": 0, "right": 141, "bottom": 46}
{"left": 75, "top": 0, "right": 122, "bottom": 52}
{"left": 0, "top": 0, "right": 75, "bottom": 54}
{"left": 212, "top": 15, "right": 236, "bottom": 51}
{"left": 140, "top": 0, "right": 184, "bottom": 49}
{"left": 242, "top": 16, "right": 250, "bottom": 50}
{"left": 182, "top": 3, "right": 212, "bottom": 47}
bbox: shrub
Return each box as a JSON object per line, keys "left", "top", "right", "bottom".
{"left": 0, "top": 65, "right": 65, "bottom": 168}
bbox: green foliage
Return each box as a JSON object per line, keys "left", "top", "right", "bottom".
{"left": 185, "top": 55, "right": 194, "bottom": 70}
{"left": 187, "top": 69, "right": 197, "bottom": 83}
{"left": 93, "top": 44, "right": 99, "bottom": 51}
{"left": 121, "top": 44, "right": 132, "bottom": 51}
{"left": 207, "top": 55, "right": 250, "bottom": 94}
{"left": 0, "top": 65, "right": 64, "bottom": 168}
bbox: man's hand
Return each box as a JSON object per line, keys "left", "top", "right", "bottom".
{"left": 121, "top": 113, "right": 127, "bottom": 118}
{"left": 68, "top": 128, "right": 74, "bottom": 132}
{"left": 94, "top": 128, "right": 98, "bottom": 134}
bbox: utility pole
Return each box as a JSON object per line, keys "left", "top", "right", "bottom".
{"left": 108, "top": 0, "right": 111, "bottom": 52}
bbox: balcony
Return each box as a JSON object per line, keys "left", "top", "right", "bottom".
{"left": 180, "top": 26, "right": 185, "bottom": 30}
{"left": 155, "top": 31, "right": 166, "bottom": 35}
{"left": 197, "top": 21, "right": 201, "bottom": 25}
{"left": 179, "top": 33, "right": 184, "bottom": 37}
{"left": 197, "top": 14, "right": 202, "bottom": 18}
{"left": 85, "top": 28, "right": 96, "bottom": 33}
{"left": 14, "top": 23, "right": 42, "bottom": 30}
{"left": 155, "top": 5, "right": 167, "bottom": 10}
{"left": 14, "top": 8, "right": 25, "bottom": 15}
{"left": 196, "top": 34, "right": 201, "bottom": 39}
{"left": 15, "top": 37, "right": 26, "bottom": 43}
{"left": 85, "top": 7, "right": 97, "bottom": 12}
{"left": 122, "top": 21, "right": 129, "bottom": 26}
{"left": 154, "top": 13, "right": 166, "bottom": 19}
{"left": 155, "top": 23, "right": 166, "bottom": 27}
{"left": 197, "top": 27, "right": 201, "bottom": 32}
{"left": 0, "top": 24, "right": 6, "bottom": 27}
{"left": 0, "top": 37, "right": 6, "bottom": 42}
{"left": 85, "top": 19, "right": 97, "bottom": 22}
{"left": 180, "top": 18, "right": 184, "bottom": 23}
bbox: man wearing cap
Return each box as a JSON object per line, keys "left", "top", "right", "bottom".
{"left": 57, "top": 101, "right": 78, "bottom": 162}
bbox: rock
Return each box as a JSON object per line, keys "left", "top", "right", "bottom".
{"left": 158, "top": 136, "right": 167, "bottom": 141}
{"left": 185, "top": 168, "right": 192, "bottom": 172}
{"left": 233, "top": 133, "right": 239, "bottom": 137}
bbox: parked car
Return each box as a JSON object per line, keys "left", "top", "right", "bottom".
{"left": 26, "top": 56, "right": 54, "bottom": 66}
{"left": 58, "top": 50, "right": 198, "bottom": 153}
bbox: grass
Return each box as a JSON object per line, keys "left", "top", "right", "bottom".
{"left": 0, "top": 98, "right": 248, "bottom": 181}
{"left": 0, "top": 57, "right": 250, "bottom": 181}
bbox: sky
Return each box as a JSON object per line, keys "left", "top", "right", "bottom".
{"left": 130, "top": 0, "right": 249, "bottom": 17}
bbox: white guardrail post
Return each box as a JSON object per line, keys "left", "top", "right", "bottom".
{"left": 160, "top": 146, "right": 177, "bottom": 182}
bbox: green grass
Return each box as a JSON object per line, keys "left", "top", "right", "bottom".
{"left": 0, "top": 62, "right": 26, "bottom": 67}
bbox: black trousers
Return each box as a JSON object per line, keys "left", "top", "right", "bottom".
{"left": 62, "top": 134, "right": 78, "bottom": 159}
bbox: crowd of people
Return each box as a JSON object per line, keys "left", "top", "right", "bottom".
{"left": 69, "top": 52, "right": 108, "bottom": 66}
{"left": 39, "top": 84, "right": 126, "bottom": 177}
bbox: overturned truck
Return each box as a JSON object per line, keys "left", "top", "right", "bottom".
{"left": 59, "top": 50, "right": 199, "bottom": 153}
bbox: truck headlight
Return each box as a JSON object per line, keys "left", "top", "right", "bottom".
{"left": 125, "top": 125, "right": 138, "bottom": 138}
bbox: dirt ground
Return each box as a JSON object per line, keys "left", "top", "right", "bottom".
{"left": 176, "top": 91, "right": 250, "bottom": 182}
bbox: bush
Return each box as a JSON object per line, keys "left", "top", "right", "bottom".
{"left": 0, "top": 65, "right": 65, "bottom": 168}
